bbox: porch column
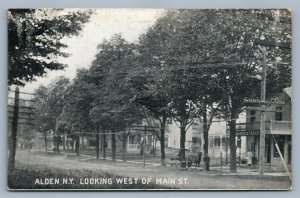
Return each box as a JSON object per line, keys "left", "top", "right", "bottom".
{"left": 270, "top": 136, "right": 274, "bottom": 165}
{"left": 284, "top": 135, "right": 289, "bottom": 164}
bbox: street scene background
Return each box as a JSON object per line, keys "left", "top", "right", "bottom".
{"left": 7, "top": 9, "right": 292, "bottom": 190}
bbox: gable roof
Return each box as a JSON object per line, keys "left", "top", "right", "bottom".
{"left": 284, "top": 87, "right": 292, "bottom": 98}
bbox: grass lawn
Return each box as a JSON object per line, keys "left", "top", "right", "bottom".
{"left": 8, "top": 162, "right": 173, "bottom": 190}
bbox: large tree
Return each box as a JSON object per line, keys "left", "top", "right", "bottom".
{"left": 133, "top": 27, "right": 175, "bottom": 165}
{"left": 61, "top": 69, "right": 96, "bottom": 156}
{"left": 134, "top": 9, "right": 291, "bottom": 172}
{"left": 33, "top": 76, "right": 70, "bottom": 153}
{"left": 135, "top": 10, "right": 223, "bottom": 167}
{"left": 8, "top": 9, "right": 91, "bottom": 172}
{"left": 208, "top": 10, "right": 291, "bottom": 172}
{"left": 8, "top": 9, "right": 91, "bottom": 86}
{"left": 89, "top": 34, "right": 143, "bottom": 161}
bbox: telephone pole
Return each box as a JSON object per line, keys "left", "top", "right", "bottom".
{"left": 8, "top": 87, "right": 20, "bottom": 171}
{"left": 259, "top": 46, "right": 267, "bottom": 177}
{"left": 244, "top": 43, "right": 287, "bottom": 177}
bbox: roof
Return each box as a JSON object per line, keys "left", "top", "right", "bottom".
{"left": 284, "top": 87, "right": 292, "bottom": 98}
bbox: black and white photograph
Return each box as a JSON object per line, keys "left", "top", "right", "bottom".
{"left": 7, "top": 8, "right": 292, "bottom": 190}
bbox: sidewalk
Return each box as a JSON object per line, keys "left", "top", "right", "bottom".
{"left": 52, "top": 150, "right": 291, "bottom": 177}
{"left": 79, "top": 152, "right": 291, "bottom": 177}
{"left": 210, "top": 165, "right": 291, "bottom": 177}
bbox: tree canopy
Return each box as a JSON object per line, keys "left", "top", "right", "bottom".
{"left": 30, "top": 9, "right": 291, "bottom": 170}
{"left": 8, "top": 9, "right": 91, "bottom": 86}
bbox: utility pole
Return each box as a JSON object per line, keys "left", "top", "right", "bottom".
{"left": 244, "top": 45, "right": 268, "bottom": 177}
{"left": 259, "top": 46, "right": 267, "bottom": 177}
{"left": 243, "top": 11, "right": 290, "bottom": 176}
{"left": 244, "top": 45, "right": 285, "bottom": 177}
{"left": 8, "top": 87, "right": 20, "bottom": 171}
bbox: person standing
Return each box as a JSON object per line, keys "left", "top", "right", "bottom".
{"left": 247, "top": 150, "right": 253, "bottom": 166}
{"left": 196, "top": 151, "right": 202, "bottom": 168}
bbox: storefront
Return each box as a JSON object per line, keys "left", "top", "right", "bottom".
{"left": 242, "top": 87, "right": 292, "bottom": 166}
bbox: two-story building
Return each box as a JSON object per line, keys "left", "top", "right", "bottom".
{"left": 165, "top": 119, "right": 202, "bottom": 152}
{"left": 237, "top": 87, "right": 292, "bottom": 166}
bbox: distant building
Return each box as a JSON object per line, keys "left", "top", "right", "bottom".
{"left": 209, "top": 113, "right": 246, "bottom": 158}
{"left": 165, "top": 119, "right": 202, "bottom": 152}
{"left": 124, "top": 119, "right": 203, "bottom": 154}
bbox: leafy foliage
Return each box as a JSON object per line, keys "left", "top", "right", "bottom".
{"left": 33, "top": 76, "right": 70, "bottom": 134}
{"left": 30, "top": 9, "right": 291, "bottom": 170}
{"left": 8, "top": 9, "right": 91, "bottom": 86}
{"left": 88, "top": 34, "right": 143, "bottom": 131}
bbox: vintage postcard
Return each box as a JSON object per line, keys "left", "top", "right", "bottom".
{"left": 7, "top": 9, "right": 292, "bottom": 190}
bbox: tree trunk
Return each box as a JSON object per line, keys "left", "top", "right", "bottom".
{"left": 160, "top": 116, "right": 167, "bottom": 165}
{"left": 229, "top": 115, "right": 237, "bottom": 173}
{"left": 81, "top": 134, "right": 84, "bottom": 151}
{"left": 122, "top": 133, "right": 127, "bottom": 162}
{"left": 63, "top": 131, "right": 65, "bottom": 152}
{"left": 75, "top": 134, "right": 80, "bottom": 156}
{"left": 102, "top": 131, "right": 106, "bottom": 159}
{"left": 140, "top": 140, "right": 144, "bottom": 156}
{"left": 111, "top": 131, "right": 116, "bottom": 161}
{"left": 202, "top": 109, "right": 210, "bottom": 171}
{"left": 71, "top": 137, "right": 74, "bottom": 152}
{"left": 179, "top": 123, "right": 186, "bottom": 167}
{"left": 54, "top": 118, "right": 60, "bottom": 153}
{"left": 56, "top": 136, "right": 60, "bottom": 153}
{"left": 153, "top": 138, "right": 156, "bottom": 157}
{"left": 67, "top": 136, "right": 69, "bottom": 153}
{"left": 44, "top": 131, "right": 48, "bottom": 153}
{"left": 96, "top": 127, "right": 100, "bottom": 159}
{"left": 99, "top": 133, "right": 103, "bottom": 154}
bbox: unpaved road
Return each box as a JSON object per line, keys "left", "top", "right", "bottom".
{"left": 15, "top": 151, "right": 291, "bottom": 190}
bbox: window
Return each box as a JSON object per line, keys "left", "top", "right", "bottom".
{"left": 164, "top": 137, "right": 168, "bottom": 147}
{"left": 192, "top": 137, "right": 197, "bottom": 144}
{"left": 237, "top": 136, "right": 241, "bottom": 148}
{"left": 130, "top": 135, "right": 135, "bottom": 144}
{"left": 275, "top": 107, "right": 283, "bottom": 121}
{"left": 250, "top": 110, "right": 256, "bottom": 123}
{"left": 214, "top": 137, "right": 220, "bottom": 146}
{"left": 167, "top": 119, "right": 173, "bottom": 124}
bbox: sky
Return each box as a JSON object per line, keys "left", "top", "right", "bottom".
{"left": 22, "top": 9, "right": 165, "bottom": 93}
